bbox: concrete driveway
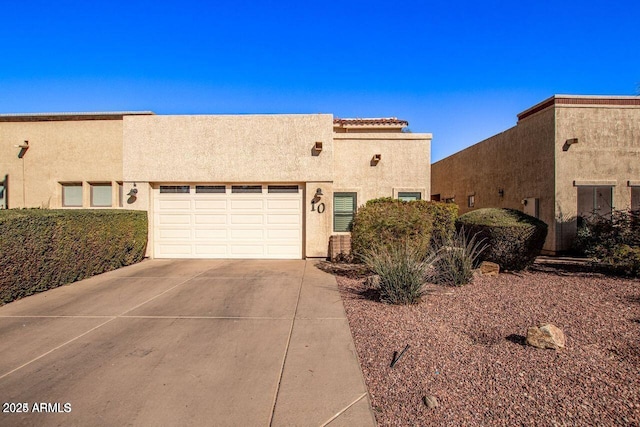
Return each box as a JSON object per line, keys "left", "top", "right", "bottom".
{"left": 0, "top": 259, "right": 375, "bottom": 426}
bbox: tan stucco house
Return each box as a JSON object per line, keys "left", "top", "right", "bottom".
{"left": 0, "top": 112, "right": 431, "bottom": 259}
{"left": 431, "top": 95, "right": 640, "bottom": 254}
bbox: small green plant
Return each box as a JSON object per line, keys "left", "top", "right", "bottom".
{"left": 351, "top": 198, "right": 457, "bottom": 260}
{"left": 434, "top": 229, "right": 487, "bottom": 286}
{"left": 360, "top": 243, "right": 437, "bottom": 305}
{"left": 574, "top": 209, "right": 640, "bottom": 276}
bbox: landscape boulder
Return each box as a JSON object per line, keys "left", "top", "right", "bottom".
{"left": 526, "top": 323, "right": 566, "bottom": 349}
{"left": 479, "top": 261, "right": 500, "bottom": 276}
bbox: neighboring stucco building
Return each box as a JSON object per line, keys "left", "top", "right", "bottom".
{"left": 0, "top": 113, "right": 431, "bottom": 259}
{"left": 431, "top": 95, "right": 640, "bottom": 254}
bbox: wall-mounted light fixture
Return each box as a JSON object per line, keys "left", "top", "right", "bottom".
{"left": 371, "top": 154, "right": 382, "bottom": 166}
{"left": 498, "top": 188, "right": 504, "bottom": 198}
{"left": 14, "top": 140, "right": 29, "bottom": 158}
{"left": 563, "top": 138, "right": 579, "bottom": 151}
{"left": 127, "top": 182, "right": 138, "bottom": 197}
{"left": 315, "top": 141, "right": 323, "bottom": 152}
{"left": 315, "top": 188, "right": 323, "bottom": 198}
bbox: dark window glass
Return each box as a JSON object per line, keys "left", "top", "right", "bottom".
{"left": 196, "top": 185, "right": 226, "bottom": 193}
{"left": 160, "top": 185, "right": 190, "bottom": 194}
{"left": 268, "top": 185, "right": 299, "bottom": 193}
{"left": 398, "top": 192, "right": 421, "bottom": 201}
{"left": 232, "top": 185, "right": 262, "bottom": 193}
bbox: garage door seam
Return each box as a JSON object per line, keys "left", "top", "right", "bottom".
{"left": 268, "top": 261, "right": 305, "bottom": 426}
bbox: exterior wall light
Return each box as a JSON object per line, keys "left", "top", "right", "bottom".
{"left": 15, "top": 140, "right": 29, "bottom": 158}
{"left": 315, "top": 188, "right": 323, "bottom": 198}
{"left": 315, "top": 141, "right": 323, "bottom": 152}
{"left": 371, "top": 154, "right": 382, "bottom": 166}
{"left": 563, "top": 138, "right": 579, "bottom": 151}
{"left": 498, "top": 188, "right": 504, "bottom": 198}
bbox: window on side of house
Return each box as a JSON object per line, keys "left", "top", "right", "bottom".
{"left": 577, "top": 186, "right": 614, "bottom": 218}
{"left": 444, "top": 197, "right": 455, "bottom": 204}
{"left": 62, "top": 183, "right": 83, "bottom": 207}
{"left": 334, "top": 192, "right": 357, "bottom": 232}
{"left": 632, "top": 186, "right": 640, "bottom": 211}
{"left": 398, "top": 192, "right": 421, "bottom": 201}
{"left": 90, "top": 183, "right": 112, "bottom": 207}
{"left": 468, "top": 195, "right": 475, "bottom": 208}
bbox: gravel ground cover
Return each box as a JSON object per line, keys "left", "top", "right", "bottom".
{"left": 330, "top": 261, "right": 640, "bottom": 426}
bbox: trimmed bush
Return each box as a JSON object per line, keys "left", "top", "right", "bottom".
{"left": 0, "top": 209, "right": 148, "bottom": 304}
{"left": 360, "top": 243, "right": 438, "bottom": 305}
{"left": 433, "top": 229, "right": 487, "bottom": 286}
{"left": 456, "top": 208, "right": 547, "bottom": 271}
{"left": 351, "top": 198, "right": 457, "bottom": 260}
{"left": 574, "top": 209, "right": 640, "bottom": 276}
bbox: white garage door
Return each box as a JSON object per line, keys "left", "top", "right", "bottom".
{"left": 154, "top": 184, "right": 303, "bottom": 259}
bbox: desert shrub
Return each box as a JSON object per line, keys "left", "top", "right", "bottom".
{"left": 433, "top": 229, "right": 487, "bottom": 286}
{"left": 0, "top": 209, "right": 148, "bottom": 304}
{"left": 360, "top": 243, "right": 437, "bottom": 305}
{"left": 574, "top": 209, "right": 640, "bottom": 276}
{"left": 351, "top": 198, "right": 457, "bottom": 260}
{"left": 456, "top": 208, "right": 547, "bottom": 271}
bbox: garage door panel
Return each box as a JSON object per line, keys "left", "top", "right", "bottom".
{"left": 158, "top": 214, "right": 191, "bottom": 225}
{"left": 230, "top": 229, "right": 265, "bottom": 239}
{"left": 154, "top": 184, "right": 302, "bottom": 259}
{"left": 267, "top": 199, "right": 300, "bottom": 210}
{"left": 195, "top": 214, "right": 227, "bottom": 225}
{"left": 231, "top": 199, "right": 264, "bottom": 210}
{"left": 158, "top": 228, "right": 192, "bottom": 239}
{"left": 158, "top": 244, "right": 192, "bottom": 255}
{"left": 231, "top": 214, "right": 264, "bottom": 225}
{"left": 158, "top": 200, "right": 192, "bottom": 210}
{"left": 266, "top": 229, "right": 299, "bottom": 239}
{"left": 267, "top": 214, "right": 300, "bottom": 225}
{"left": 194, "top": 229, "right": 227, "bottom": 239}
{"left": 194, "top": 199, "right": 227, "bottom": 210}
{"left": 195, "top": 245, "right": 228, "bottom": 255}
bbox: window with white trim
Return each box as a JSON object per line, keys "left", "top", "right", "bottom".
{"left": 91, "top": 183, "right": 112, "bottom": 207}
{"left": 334, "top": 192, "right": 357, "bottom": 232}
{"left": 398, "top": 192, "right": 421, "bottom": 201}
{"left": 62, "top": 183, "right": 83, "bottom": 207}
{"left": 577, "top": 186, "right": 613, "bottom": 218}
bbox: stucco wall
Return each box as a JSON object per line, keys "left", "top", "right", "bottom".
{"left": 431, "top": 108, "right": 556, "bottom": 252}
{"left": 333, "top": 132, "right": 432, "bottom": 209}
{"left": 123, "top": 114, "right": 334, "bottom": 182}
{"left": 0, "top": 119, "right": 124, "bottom": 209}
{"left": 554, "top": 105, "right": 640, "bottom": 250}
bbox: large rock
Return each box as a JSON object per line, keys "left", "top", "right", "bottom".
{"left": 480, "top": 261, "right": 500, "bottom": 276}
{"left": 526, "top": 323, "right": 566, "bottom": 349}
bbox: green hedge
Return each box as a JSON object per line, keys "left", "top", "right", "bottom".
{"left": 456, "top": 208, "right": 547, "bottom": 271}
{"left": 0, "top": 209, "right": 148, "bottom": 304}
{"left": 351, "top": 197, "right": 458, "bottom": 259}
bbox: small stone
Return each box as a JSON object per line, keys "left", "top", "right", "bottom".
{"left": 480, "top": 261, "right": 500, "bottom": 276}
{"left": 526, "top": 323, "right": 566, "bottom": 349}
{"left": 423, "top": 395, "right": 439, "bottom": 409}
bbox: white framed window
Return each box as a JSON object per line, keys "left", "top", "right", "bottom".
{"left": 90, "top": 183, "right": 112, "bottom": 207}
{"left": 398, "top": 192, "right": 421, "bottom": 201}
{"left": 468, "top": 195, "right": 475, "bottom": 208}
{"left": 577, "top": 186, "right": 613, "bottom": 218}
{"left": 62, "top": 183, "right": 83, "bottom": 207}
{"left": 334, "top": 192, "right": 357, "bottom": 232}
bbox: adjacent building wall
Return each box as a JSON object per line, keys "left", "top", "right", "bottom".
{"left": 0, "top": 117, "right": 125, "bottom": 209}
{"left": 431, "top": 108, "right": 556, "bottom": 252}
{"left": 554, "top": 103, "right": 640, "bottom": 250}
{"left": 333, "top": 132, "right": 432, "bottom": 208}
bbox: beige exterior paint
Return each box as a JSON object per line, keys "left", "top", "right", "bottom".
{"left": 0, "top": 116, "right": 129, "bottom": 209}
{"left": 1, "top": 112, "right": 431, "bottom": 259}
{"left": 431, "top": 95, "right": 640, "bottom": 253}
{"left": 333, "top": 133, "right": 432, "bottom": 211}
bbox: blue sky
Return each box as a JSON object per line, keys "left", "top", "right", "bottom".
{"left": 1, "top": 1, "right": 638, "bottom": 162}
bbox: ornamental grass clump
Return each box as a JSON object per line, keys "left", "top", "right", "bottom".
{"left": 360, "top": 243, "right": 437, "bottom": 305}
{"left": 434, "top": 229, "right": 487, "bottom": 286}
